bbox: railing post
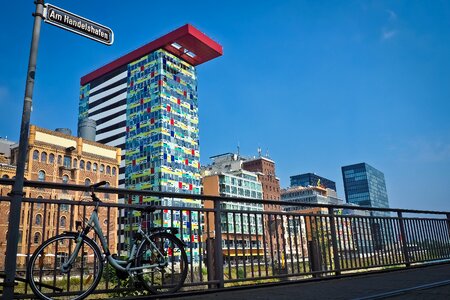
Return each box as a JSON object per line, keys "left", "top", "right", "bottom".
{"left": 328, "top": 208, "right": 341, "bottom": 275}
{"left": 397, "top": 211, "right": 410, "bottom": 267}
{"left": 308, "top": 240, "right": 321, "bottom": 277}
{"left": 446, "top": 214, "right": 450, "bottom": 240}
{"left": 213, "top": 200, "right": 224, "bottom": 288}
{"left": 3, "top": 1, "right": 44, "bottom": 298}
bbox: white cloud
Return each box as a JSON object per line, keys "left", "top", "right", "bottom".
{"left": 386, "top": 9, "right": 397, "bottom": 21}
{"left": 381, "top": 29, "right": 398, "bottom": 40}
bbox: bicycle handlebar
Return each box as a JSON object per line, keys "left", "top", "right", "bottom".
{"left": 90, "top": 181, "right": 107, "bottom": 189}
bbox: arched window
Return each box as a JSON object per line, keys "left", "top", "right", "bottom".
{"left": 73, "top": 158, "right": 78, "bottom": 169}
{"left": 63, "top": 156, "right": 71, "bottom": 168}
{"left": 104, "top": 182, "right": 110, "bottom": 199}
{"left": 84, "top": 178, "right": 91, "bottom": 195}
{"left": 106, "top": 166, "right": 111, "bottom": 175}
{"left": 62, "top": 175, "right": 69, "bottom": 183}
{"left": 2, "top": 174, "right": 9, "bottom": 179}
{"left": 40, "top": 152, "right": 47, "bottom": 163}
{"left": 34, "top": 232, "right": 41, "bottom": 244}
{"left": 80, "top": 160, "right": 85, "bottom": 169}
{"left": 100, "top": 164, "right": 104, "bottom": 173}
{"left": 36, "top": 196, "right": 43, "bottom": 209}
{"left": 35, "top": 214, "right": 42, "bottom": 225}
{"left": 38, "top": 170, "right": 45, "bottom": 182}
{"left": 60, "top": 216, "right": 67, "bottom": 228}
{"left": 86, "top": 162, "right": 91, "bottom": 171}
{"left": 112, "top": 167, "right": 117, "bottom": 175}
{"left": 33, "top": 150, "right": 39, "bottom": 161}
{"left": 57, "top": 155, "right": 62, "bottom": 165}
{"left": 93, "top": 163, "right": 98, "bottom": 172}
{"left": 62, "top": 175, "right": 69, "bottom": 193}
{"left": 49, "top": 153, "right": 55, "bottom": 164}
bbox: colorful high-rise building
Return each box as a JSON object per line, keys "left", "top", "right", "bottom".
{"left": 78, "top": 25, "right": 222, "bottom": 256}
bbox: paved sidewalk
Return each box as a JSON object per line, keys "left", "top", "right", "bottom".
{"left": 164, "top": 263, "right": 450, "bottom": 300}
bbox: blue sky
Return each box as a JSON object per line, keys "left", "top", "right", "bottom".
{"left": 1, "top": 1, "right": 449, "bottom": 211}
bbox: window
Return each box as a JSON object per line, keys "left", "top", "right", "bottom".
{"left": 2, "top": 174, "right": 9, "bottom": 179}
{"left": 62, "top": 175, "right": 69, "bottom": 193}
{"left": 85, "top": 178, "right": 91, "bottom": 195}
{"left": 64, "top": 156, "right": 71, "bottom": 168}
{"left": 112, "top": 167, "right": 116, "bottom": 175}
{"left": 86, "top": 162, "right": 91, "bottom": 171}
{"left": 106, "top": 166, "right": 111, "bottom": 175}
{"left": 34, "top": 232, "right": 41, "bottom": 244}
{"left": 80, "top": 160, "right": 85, "bottom": 169}
{"left": 60, "top": 204, "right": 69, "bottom": 212}
{"left": 100, "top": 164, "right": 104, "bottom": 173}
{"left": 104, "top": 182, "right": 110, "bottom": 199}
{"left": 49, "top": 153, "right": 55, "bottom": 164}
{"left": 60, "top": 216, "right": 66, "bottom": 228}
{"left": 40, "top": 152, "right": 47, "bottom": 163}
{"left": 57, "top": 155, "right": 62, "bottom": 165}
{"left": 36, "top": 196, "right": 43, "bottom": 209}
{"left": 33, "top": 150, "right": 39, "bottom": 161}
{"left": 38, "top": 170, "right": 45, "bottom": 182}
{"left": 73, "top": 158, "right": 78, "bottom": 169}
{"left": 35, "top": 214, "right": 42, "bottom": 225}
{"left": 93, "top": 163, "right": 98, "bottom": 172}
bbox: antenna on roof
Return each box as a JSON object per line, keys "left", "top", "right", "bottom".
{"left": 237, "top": 141, "right": 240, "bottom": 158}
{"left": 257, "top": 147, "right": 262, "bottom": 157}
{"left": 266, "top": 149, "right": 270, "bottom": 158}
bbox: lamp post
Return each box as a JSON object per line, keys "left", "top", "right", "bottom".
{"left": 2, "top": 1, "right": 44, "bottom": 298}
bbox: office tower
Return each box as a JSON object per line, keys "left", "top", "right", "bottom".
{"left": 290, "top": 173, "right": 336, "bottom": 191}
{"left": 78, "top": 24, "right": 222, "bottom": 257}
{"left": 79, "top": 24, "right": 222, "bottom": 196}
{"left": 202, "top": 169, "right": 264, "bottom": 261}
{"left": 341, "top": 163, "right": 389, "bottom": 210}
{"left": 342, "top": 162, "right": 389, "bottom": 250}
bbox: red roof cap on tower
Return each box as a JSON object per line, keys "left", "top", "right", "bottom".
{"left": 80, "top": 24, "right": 223, "bottom": 85}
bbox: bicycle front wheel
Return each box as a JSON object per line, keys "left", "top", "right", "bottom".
{"left": 136, "top": 232, "right": 188, "bottom": 294}
{"left": 27, "top": 233, "right": 103, "bottom": 300}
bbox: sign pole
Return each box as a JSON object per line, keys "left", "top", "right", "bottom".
{"left": 2, "top": 0, "right": 44, "bottom": 298}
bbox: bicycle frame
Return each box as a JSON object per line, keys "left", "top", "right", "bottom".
{"left": 63, "top": 203, "right": 165, "bottom": 275}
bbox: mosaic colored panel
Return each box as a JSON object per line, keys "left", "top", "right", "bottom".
{"left": 125, "top": 49, "right": 202, "bottom": 259}
{"left": 79, "top": 84, "right": 90, "bottom": 121}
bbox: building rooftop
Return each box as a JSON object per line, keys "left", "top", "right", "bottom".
{"left": 81, "top": 24, "right": 223, "bottom": 85}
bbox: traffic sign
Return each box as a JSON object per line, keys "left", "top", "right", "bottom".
{"left": 43, "top": 3, "right": 113, "bottom": 45}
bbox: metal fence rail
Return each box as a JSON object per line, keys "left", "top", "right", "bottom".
{"left": 0, "top": 179, "right": 449, "bottom": 298}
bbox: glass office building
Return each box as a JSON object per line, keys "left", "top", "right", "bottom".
{"left": 290, "top": 173, "right": 336, "bottom": 191}
{"left": 342, "top": 163, "right": 390, "bottom": 250}
{"left": 342, "top": 163, "right": 389, "bottom": 213}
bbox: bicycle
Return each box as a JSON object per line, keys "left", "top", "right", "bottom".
{"left": 27, "top": 181, "right": 188, "bottom": 300}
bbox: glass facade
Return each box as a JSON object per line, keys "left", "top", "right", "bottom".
{"left": 342, "top": 163, "right": 389, "bottom": 213}
{"left": 217, "top": 172, "right": 264, "bottom": 250}
{"left": 290, "top": 173, "right": 336, "bottom": 191}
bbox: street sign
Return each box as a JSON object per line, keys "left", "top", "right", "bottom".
{"left": 43, "top": 3, "right": 113, "bottom": 45}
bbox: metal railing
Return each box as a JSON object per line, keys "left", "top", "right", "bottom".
{"left": 0, "top": 178, "right": 449, "bottom": 298}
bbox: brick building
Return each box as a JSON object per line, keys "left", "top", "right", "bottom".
{"left": 242, "top": 156, "right": 283, "bottom": 264}
{"left": 0, "top": 126, "right": 120, "bottom": 269}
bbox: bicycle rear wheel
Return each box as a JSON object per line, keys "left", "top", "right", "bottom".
{"left": 27, "top": 233, "right": 103, "bottom": 300}
{"left": 135, "top": 232, "right": 188, "bottom": 294}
